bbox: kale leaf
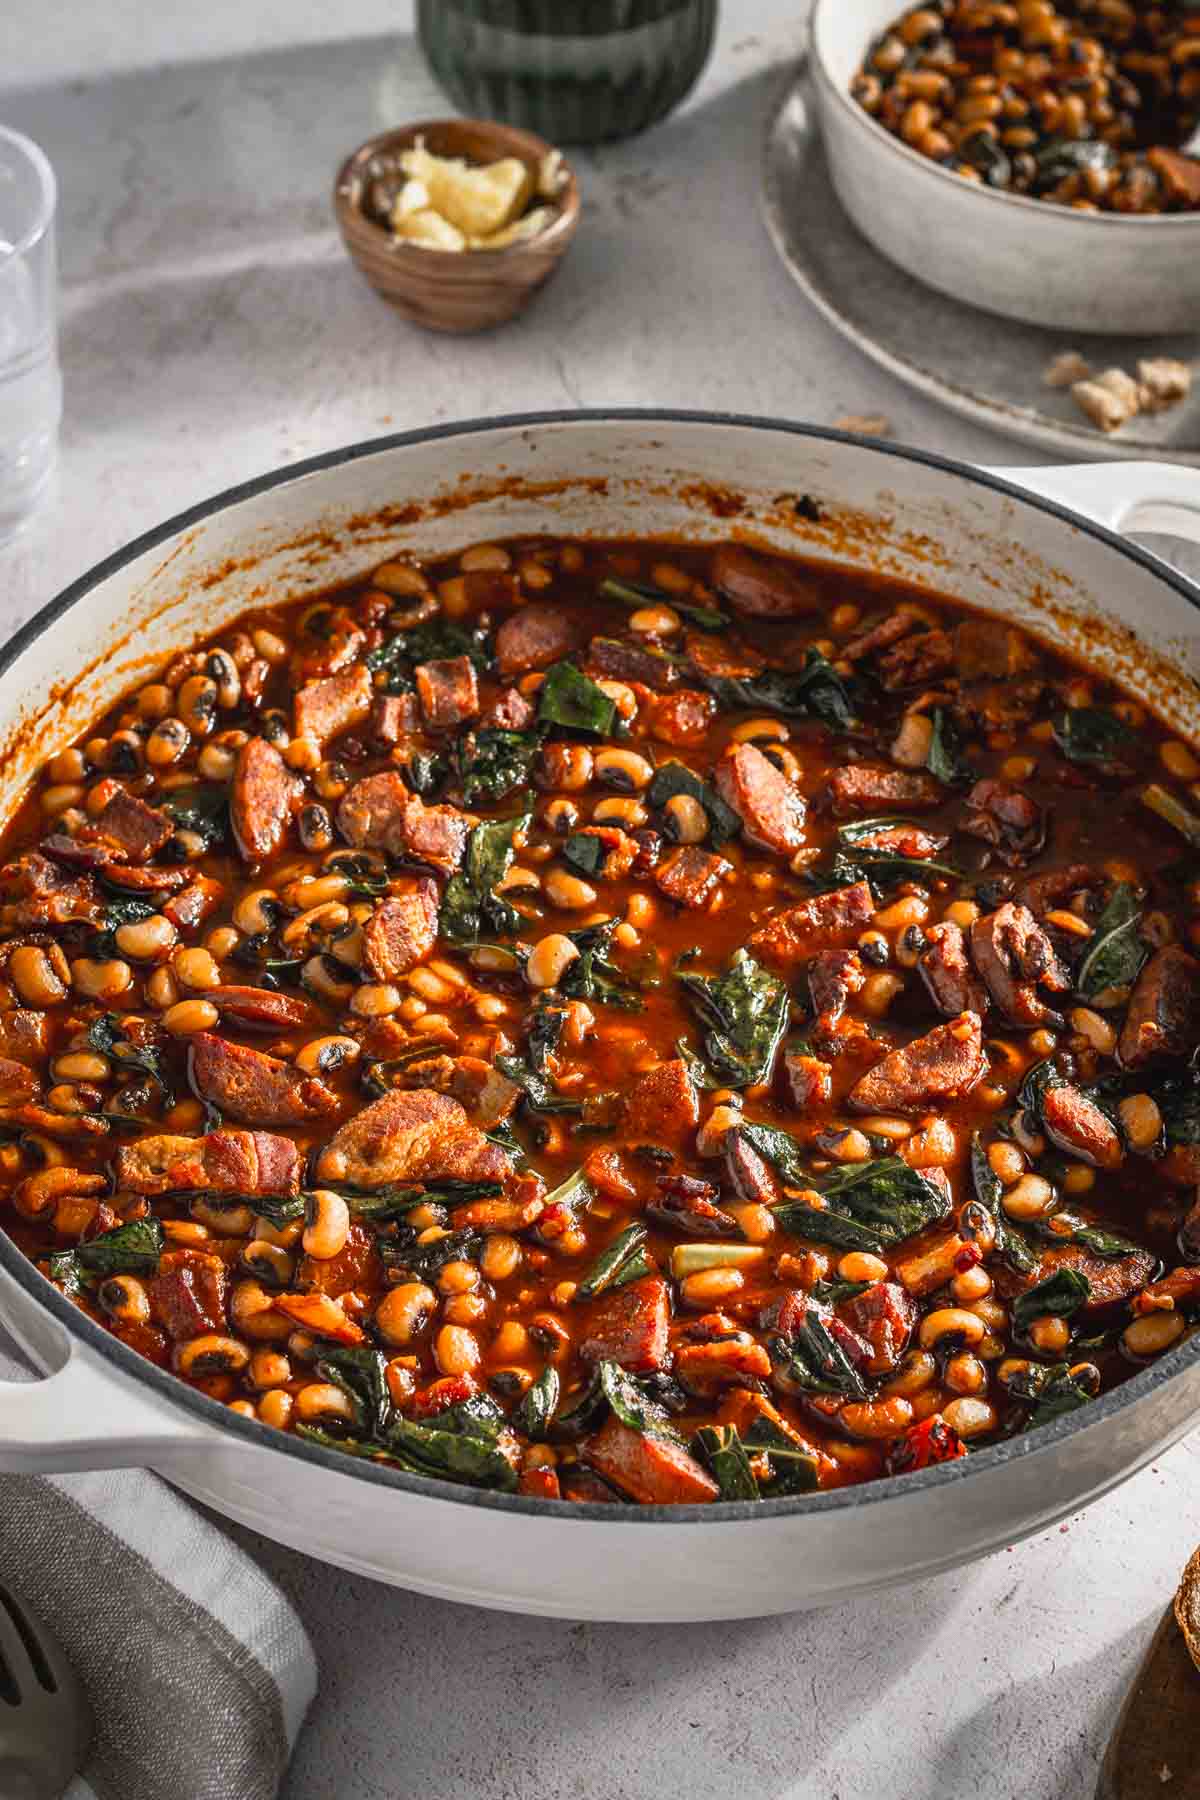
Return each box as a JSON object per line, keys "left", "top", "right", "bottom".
{"left": 1052, "top": 707, "right": 1134, "bottom": 770}
{"left": 439, "top": 809, "right": 531, "bottom": 945}
{"left": 926, "top": 707, "right": 973, "bottom": 788}
{"left": 600, "top": 576, "right": 727, "bottom": 632}
{"left": 513, "top": 1367, "right": 560, "bottom": 1439}
{"left": 457, "top": 729, "right": 543, "bottom": 807}
{"left": 693, "top": 1423, "right": 759, "bottom": 1500}
{"left": 773, "top": 1157, "right": 952, "bottom": 1253}
{"left": 86, "top": 1014, "right": 175, "bottom": 1107}
{"left": 740, "top": 1414, "right": 819, "bottom": 1496}
{"left": 366, "top": 618, "right": 492, "bottom": 679}
{"left": 537, "top": 661, "right": 618, "bottom": 737}
{"left": 75, "top": 1217, "right": 163, "bottom": 1279}
{"left": 559, "top": 920, "right": 644, "bottom": 1011}
{"left": 317, "top": 1345, "right": 392, "bottom": 1440}
{"left": 1012, "top": 1267, "right": 1091, "bottom": 1336}
{"left": 162, "top": 784, "right": 229, "bottom": 850}
{"left": 1076, "top": 883, "right": 1146, "bottom": 999}
{"left": 647, "top": 760, "right": 741, "bottom": 848}
{"left": 696, "top": 648, "right": 855, "bottom": 732}
{"left": 576, "top": 1224, "right": 650, "bottom": 1300}
{"left": 677, "top": 949, "right": 789, "bottom": 1088}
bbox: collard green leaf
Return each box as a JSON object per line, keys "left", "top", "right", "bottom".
{"left": 527, "top": 992, "right": 570, "bottom": 1076}
{"left": 457, "top": 730, "right": 542, "bottom": 806}
{"left": 1012, "top": 1267, "right": 1091, "bottom": 1336}
{"left": 436, "top": 1393, "right": 509, "bottom": 1444}
{"left": 381, "top": 1227, "right": 484, "bottom": 1282}
{"left": 366, "top": 617, "right": 491, "bottom": 678}
{"left": 541, "top": 1167, "right": 595, "bottom": 1213}
{"left": 439, "top": 809, "right": 531, "bottom": 946}
{"left": 537, "top": 661, "right": 618, "bottom": 737}
{"left": 737, "top": 1121, "right": 808, "bottom": 1187}
{"left": 247, "top": 1193, "right": 307, "bottom": 1228}
{"left": 548, "top": 1364, "right": 608, "bottom": 1441}
{"left": 495, "top": 1053, "right": 583, "bottom": 1115}
{"left": 647, "top": 761, "right": 741, "bottom": 849}
{"left": 513, "top": 1367, "right": 560, "bottom": 1439}
{"left": 1076, "top": 883, "right": 1146, "bottom": 1000}
{"left": 597, "top": 1360, "right": 681, "bottom": 1443}
{"left": 1016, "top": 1057, "right": 1063, "bottom": 1126}
{"left": 970, "top": 1136, "right": 1039, "bottom": 1276}
{"left": 770, "top": 1201, "right": 889, "bottom": 1254}
{"left": 86, "top": 1013, "right": 175, "bottom": 1106}
{"left": 693, "top": 1423, "right": 759, "bottom": 1501}
{"left": 576, "top": 1224, "right": 649, "bottom": 1300}
{"left": 383, "top": 1415, "right": 517, "bottom": 1491}
{"left": 770, "top": 1309, "right": 869, "bottom": 1400}
{"left": 1031, "top": 1217, "right": 1141, "bottom": 1261}
{"left": 317, "top": 1346, "right": 392, "bottom": 1440}
{"left": 163, "top": 784, "right": 229, "bottom": 850}
{"left": 774, "top": 1157, "right": 951, "bottom": 1253}
{"left": 809, "top": 1277, "right": 871, "bottom": 1306}
{"left": 697, "top": 648, "right": 855, "bottom": 731}
{"left": 559, "top": 920, "right": 644, "bottom": 1012}
{"left": 396, "top": 750, "right": 450, "bottom": 797}
{"left": 295, "top": 1425, "right": 386, "bottom": 1461}
{"left": 76, "top": 1217, "right": 163, "bottom": 1279}
{"left": 1052, "top": 707, "right": 1134, "bottom": 769}
{"left": 999, "top": 1358, "right": 1100, "bottom": 1429}
{"left": 926, "top": 708, "right": 972, "bottom": 788}
{"left": 562, "top": 833, "right": 606, "bottom": 878}
{"left": 674, "top": 1038, "right": 730, "bottom": 1092}
{"left": 740, "top": 1414, "right": 819, "bottom": 1496}
{"left": 834, "top": 817, "right": 961, "bottom": 884}
{"left": 677, "top": 949, "right": 789, "bottom": 1088}
{"left": 600, "top": 576, "right": 727, "bottom": 632}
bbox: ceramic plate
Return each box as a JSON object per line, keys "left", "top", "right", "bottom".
{"left": 761, "top": 66, "right": 1200, "bottom": 466}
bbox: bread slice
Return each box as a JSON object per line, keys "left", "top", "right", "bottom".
{"left": 1174, "top": 1544, "right": 1200, "bottom": 1673}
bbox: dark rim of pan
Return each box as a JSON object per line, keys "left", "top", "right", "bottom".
{"left": 2, "top": 406, "right": 1197, "bottom": 1522}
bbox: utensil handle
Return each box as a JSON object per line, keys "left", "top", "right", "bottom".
{"left": 988, "top": 463, "right": 1200, "bottom": 545}
{"left": 0, "top": 1259, "right": 208, "bottom": 1472}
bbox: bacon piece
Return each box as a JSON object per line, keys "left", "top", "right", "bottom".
{"left": 675, "top": 1336, "right": 773, "bottom": 1392}
{"left": 148, "top": 1249, "right": 229, "bottom": 1342}
{"left": 115, "top": 1129, "right": 302, "bottom": 1197}
{"left": 187, "top": 1033, "right": 336, "bottom": 1128}
{"left": 1119, "top": 945, "right": 1200, "bottom": 1069}
{"left": 749, "top": 881, "right": 874, "bottom": 967}
{"left": 782, "top": 1049, "right": 832, "bottom": 1109}
{"left": 842, "top": 1281, "right": 917, "bottom": 1375}
{"left": 0, "top": 1010, "right": 48, "bottom": 1065}
{"left": 961, "top": 778, "right": 1046, "bottom": 866}
{"left": 479, "top": 686, "right": 534, "bottom": 731}
{"left": 649, "top": 689, "right": 716, "bottom": 745}
{"left": 495, "top": 605, "right": 577, "bottom": 676}
{"left": 163, "top": 876, "right": 224, "bottom": 932}
{"left": 415, "top": 656, "right": 481, "bottom": 730}
{"left": 361, "top": 880, "right": 439, "bottom": 981}
{"left": 970, "top": 902, "right": 1069, "bottom": 1029}
{"left": 579, "top": 1275, "right": 671, "bottom": 1374}
{"left": 683, "top": 632, "right": 766, "bottom": 681}
{"left": 289, "top": 608, "right": 365, "bottom": 684}
{"left": 714, "top": 743, "right": 806, "bottom": 855}
{"left": 231, "top": 738, "right": 299, "bottom": 863}
{"left": 315, "top": 1088, "right": 509, "bottom": 1189}
{"left": 392, "top": 1053, "right": 523, "bottom": 1131}
{"left": 877, "top": 630, "right": 954, "bottom": 690}
{"left": 0, "top": 1059, "right": 36, "bottom": 1103}
{"left": 293, "top": 665, "right": 372, "bottom": 746}
{"left": 722, "top": 1132, "right": 780, "bottom": 1206}
{"left": 655, "top": 845, "right": 731, "bottom": 909}
{"left": 0, "top": 851, "right": 99, "bottom": 926}
{"left": 587, "top": 637, "right": 680, "bottom": 692}
{"left": 919, "top": 921, "right": 989, "bottom": 1017}
{"left": 712, "top": 545, "right": 819, "bottom": 619}
{"left": 1013, "top": 864, "right": 1099, "bottom": 915}
{"left": 829, "top": 765, "right": 943, "bottom": 816}
{"left": 848, "top": 1012, "right": 986, "bottom": 1114}
{"left": 1041, "top": 1084, "right": 1123, "bottom": 1170}
{"left": 1148, "top": 146, "right": 1200, "bottom": 208}
{"left": 809, "top": 948, "right": 865, "bottom": 1026}
{"left": 647, "top": 1173, "right": 736, "bottom": 1236}
{"left": 369, "top": 693, "right": 421, "bottom": 746}
{"left": 81, "top": 790, "right": 173, "bottom": 863}
{"left": 296, "top": 1222, "right": 378, "bottom": 1296}
{"left": 337, "top": 773, "right": 474, "bottom": 874}
{"left": 622, "top": 1058, "right": 699, "bottom": 1147}
{"left": 585, "top": 1414, "right": 719, "bottom": 1505}
{"left": 842, "top": 612, "right": 918, "bottom": 664}
{"left": 206, "top": 986, "right": 317, "bottom": 1031}
{"left": 954, "top": 618, "right": 1037, "bottom": 681}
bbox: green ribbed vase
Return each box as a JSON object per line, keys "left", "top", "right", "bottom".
{"left": 416, "top": 1, "right": 718, "bottom": 145}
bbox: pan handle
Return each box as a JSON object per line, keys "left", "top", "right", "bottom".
{"left": 0, "top": 1257, "right": 210, "bottom": 1473}
{"left": 987, "top": 462, "right": 1200, "bottom": 546}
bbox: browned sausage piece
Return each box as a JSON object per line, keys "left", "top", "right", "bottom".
{"left": 999, "top": 1241, "right": 1157, "bottom": 1316}
{"left": 578, "top": 1276, "right": 671, "bottom": 1374}
{"left": 828, "top": 765, "right": 943, "bottom": 816}
{"left": 361, "top": 880, "right": 439, "bottom": 981}
{"left": 162, "top": 876, "right": 224, "bottom": 932}
{"left": 414, "top": 655, "right": 481, "bottom": 730}
{"left": 293, "top": 665, "right": 373, "bottom": 746}
{"left": 149, "top": 1248, "right": 229, "bottom": 1340}
{"left": 842, "top": 612, "right": 917, "bottom": 664}
{"left": 399, "top": 796, "right": 475, "bottom": 875}
{"left": 337, "top": 774, "right": 474, "bottom": 873}
{"left": 1013, "top": 863, "right": 1100, "bottom": 915}
{"left": 231, "top": 738, "right": 299, "bottom": 863}
{"left": 655, "top": 846, "right": 731, "bottom": 909}
{"left": 877, "top": 630, "right": 955, "bottom": 691}
{"left": 187, "top": 1034, "right": 337, "bottom": 1128}
{"left": 494, "top": 604, "right": 577, "bottom": 676}
{"left": 315, "top": 1088, "right": 510, "bottom": 1189}
{"left": 586, "top": 1414, "right": 718, "bottom": 1505}
{"left": 587, "top": 636, "right": 680, "bottom": 692}
{"left": 749, "top": 881, "right": 875, "bottom": 968}
{"left": 649, "top": 689, "right": 716, "bottom": 746}
{"left": 683, "top": 632, "right": 766, "bottom": 681}
{"left": 479, "top": 686, "right": 535, "bottom": 731}
{"left": 954, "top": 618, "right": 1038, "bottom": 681}
{"left": 369, "top": 693, "right": 421, "bottom": 746}
{"left": 622, "top": 1058, "right": 699, "bottom": 1147}
{"left": 841, "top": 1281, "right": 918, "bottom": 1376}
{"left": 714, "top": 743, "right": 806, "bottom": 855}
{"left": 1119, "top": 945, "right": 1200, "bottom": 1069}
{"left": 960, "top": 779, "right": 1046, "bottom": 866}
{"left": 970, "top": 902, "right": 1069, "bottom": 1029}
{"left": 0, "top": 851, "right": 100, "bottom": 927}
{"left": 919, "top": 922, "right": 990, "bottom": 1018}
{"left": 848, "top": 1011, "right": 987, "bottom": 1115}
{"left": 809, "top": 949, "right": 865, "bottom": 1026}
{"left": 82, "top": 790, "right": 173, "bottom": 863}
{"left": 206, "top": 986, "right": 318, "bottom": 1031}
{"left": 722, "top": 1132, "right": 780, "bottom": 1206}
{"left": 712, "top": 545, "right": 819, "bottom": 619}
{"left": 390, "top": 1053, "right": 523, "bottom": 1131}
{"left": 115, "top": 1128, "right": 302, "bottom": 1196}
{"left": 1041, "top": 1083, "right": 1124, "bottom": 1170}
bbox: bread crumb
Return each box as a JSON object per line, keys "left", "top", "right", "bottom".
{"left": 1070, "top": 368, "right": 1142, "bottom": 433}
{"left": 834, "top": 413, "right": 892, "bottom": 437}
{"left": 1044, "top": 351, "right": 1091, "bottom": 389}
{"left": 1137, "top": 358, "right": 1192, "bottom": 415}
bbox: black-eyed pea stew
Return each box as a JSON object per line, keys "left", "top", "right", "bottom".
{"left": 1, "top": 532, "right": 1199, "bottom": 1505}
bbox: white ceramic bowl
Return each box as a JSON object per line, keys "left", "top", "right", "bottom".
{"left": 810, "top": 0, "right": 1200, "bottom": 336}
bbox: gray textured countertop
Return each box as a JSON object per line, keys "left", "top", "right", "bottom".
{"left": 3, "top": 5, "right": 1199, "bottom": 1796}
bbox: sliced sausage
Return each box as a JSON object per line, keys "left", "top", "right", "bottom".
{"left": 655, "top": 846, "right": 731, "bottom": 909}
{"left": 683, "top": 632, "right": 766, "bottom": 682}
{"left": 148, "top": 1248, "right": 228, "bottom": 1341}
{"left": 82, "top": 790, "right": 173, "bottom": 863}
{"left": 998, "top": 1241, "right": 1156, "bottom": 1316}
{"left": 722, "top": 1132, "right": 780, "bottom": 1207}
{"left": 495, "top": 605, "right": 576, "bottom": 676}
{"left": 828, "top": 765, "right": 943, "bottom": 816}
{"left": 361, "top": 880, "right": 439, "bottom": 981}
{"left": 970, "top": 902, "right": 1069, "bottom": 1029}
{"left": 587, "top": 636, "right": 680, "bottom": 692}
{"left": 369, "top": 693, "right": 421, "bottom": 746}
{"left": 842, "top": 612, "right": 918, "bottom": 664}
{"left": 415, "top": 655, "right": 481, "bottom": 730}
{"left": 622, "top": 1058, "right": 699, "bottom": 1147}
{"left": 315, "top": 1088, "right": 509, "bottom": 1189}
{"left": 1119, "top": 945, "right": 1200, "bottom": 1069}
{"left": 1014, "top": 864, "right": 1101, "bottom": 915}
{"left": 919, "top": 922, "right": 990, "bottom": 1018}
{"left": 392, "top": 1053, "right": 523, "bottom": 1130}
{"left": 749, "top": 881, "right": 874, "bottom": 967}
{"left": 337, "top": 774, "right": 474, "bottom": 874}
{"left": 206, "top": 986, "right": 318, "bottom": 1031}
{"left": 809, "top": 948, "right": 865, "bottom": 1026}
{"left": 1041, "top": 1083, "right": 1123, "bottom": 1170}
{"left": 0, "top": 851, "right": 99, "bottom": 927}
{"left": 163, "top": 876, "right": 224, "bottom": 932}
{"left": 585, "top": 1414, "right": 718, "bottom": 1505}
{"left": 650, "top": 689, "right": 716, "bottom": 746}
{"left": 293, "top": 665, "right": 372, "bottom": 746}
{"left": 713, "top": 744, "right": 806, "bottom": 856}
{"left": 579, "top": 1276, "right": 671, "bottom": 1374}
{"left": 841, "top": 1281, "right": 918, "bottom": 1376}
{"left": 848, "top": 1011, "right": 987, "bottom": 1114}
{"left": 782, "top": 1049, "right": 832, "bottom": 1109}
{"left": 116, "top": 1128, "right": 302, "bottom": 1196}
{"left": 187, "top": 1034, "right": 336, "bottom": 1128}
{"left": 231, "top": 738, "right": 298, "bottom": 864}
{"left": 479, "top": 686, "right": 535, "bottom": 731}
{"left": 712, "top": 545, "right": 819, "bottom": 619}
{"left": 877, "top": 630, "right": 954, "bottom": 691}
{"left": 960, "top": 779, "right": 1046, "bottom": 866}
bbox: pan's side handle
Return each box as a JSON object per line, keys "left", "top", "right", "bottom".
{"left": 0, "top": 1257, "right": 209, "bottom": 1473}
{"left": 985, "top": 463, "right": 1200, "bottom": 546}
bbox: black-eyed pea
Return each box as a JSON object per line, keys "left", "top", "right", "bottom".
{"left": 918, "top": 1307, "right": 986, "bottom": 1351}
{"left": 97, "top": 1274, "right": 151, "bottom": 1325}
{"left": 881, "top": 1348, "right": 937, "bottom": 1398}
{"left": 41, "top": 781, "right": 86, "bottom": 817}
{"left": 293, "top": 1382, "right": 356, "bottom": 1425}
{"left": 664, "top": 794, "right": 708, "bottom": 844}
{"left": 1028, "top": 1315, "right": 1071, "bottom": 1354}
{"left": 891, "top": 711, "right": 933, "bottom": 768}
{"left": 350, "top": 982, "right": 402, "bottom": 1018}
{"left": 951, "top": 1264, "right": 993, "bottom": 1304}
{"left": 177, "top": 1334, "right": 251, "bottom": 1378}
{"left": 70, "top": 957, "right": 134, "bottom": 1001}
{"left": 837, "top": 1251, "right": 889, "bottom": 1283}
{"left": 594, "top": 748, "right": 652, "bottom": 792}
{"left": 839, "top": 1396, "right": 914, "bottom": 1440}
{"left": 163, "top": 998, "right": 219, "bottom": 1035}
{"left": 285, "top": 736, "right": 321, "bottom": 774}
{"left": 51, "top": 1050, "right": 110, "bottom": 1083}
{"left": 526, "top": 933, "right": 580, "bottom": 990}
{"left": 1122, "top": 1311, "right": 1186, "bottom": 1360}
{"left": 295, "top": 1035, "right": 360, "bottom": 1076}
{"left": 480, "top": 1235, "right": 522, "bottom": 1282}
{"left": 944, "top": 1352, "right": 987, "bottom": 1395}
{"left": 860, "top": 971, "right": 905, "bottom": 1017}
{"left": 1119, "top": 1092, "right": 1162, "bottom": 1151}
{"left": 443, "top": 1293, "right": 488, "bottom": 1325}
{"left": 249, "top": 1348, "right": 291, "bottom": 1390}
{"left": 230, "top": 1281, "right": 292, "bottom": 1342}
{"left": 114, "top": 912, "right": 177, "bottom": 961}
{"left": 242, "top": 1239, "right": 294, "bottom": 1287}
{"left": 252, "top": 627, "right": 288, "bottom": 664}
{"left": 1001, "top": 1173, "right": 1055, "bottom": 1220}
{"left": 146, "top": 966, "right": 179, "bottom": 1010}
{"left": 434, "top": 1323, "right": 481, "bottom": 1377}
{"left": 942, "top": 1397, "right": 998, "bottom": 1439}
{"left": 258, "top": 1389, "right": 294, "bottom": 1430}
{"left": 543, "top": 867, "right": 597, "bottom": 911}
{"left": 177, "top": 675, "right": 219, "bottom": 737}
{"left": 191, "top": 1198, "right": 254, "bottom": 1235}
{"left": 173, "top": 946, "right": 221, "bottom": 991}
{"left": 146, "top": 718, "right": 190, "bottom": 767}
{"left": 375, "top": 1281, "right": 437, "bottom": 1347}
{"left": 437, "top": 1259, "right": 481, "bottom": 1296}
{"left": 302, "top": 1190, "right": 351, "bottom": 1261}
{"left": 594, "top": 796, "right": 648, "bottom": 828}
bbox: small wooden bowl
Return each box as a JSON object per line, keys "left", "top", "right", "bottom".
{"left": 333, "top": 119, "right": 580, "bottom": 334}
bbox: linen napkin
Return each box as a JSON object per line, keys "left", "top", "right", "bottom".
{"left": 0, "top": 1340, "right": 317, "bottom": 1800}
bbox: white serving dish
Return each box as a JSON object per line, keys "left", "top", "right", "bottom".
{"left": 0, "top": 413, "right": 1198, "bottom": 1620}
{"left": 810, "top": 0, "right": 1200, "bottom": 336}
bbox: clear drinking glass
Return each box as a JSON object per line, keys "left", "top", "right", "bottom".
{"left": 0, "top": 125, "right": 61, "bottom": 543}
